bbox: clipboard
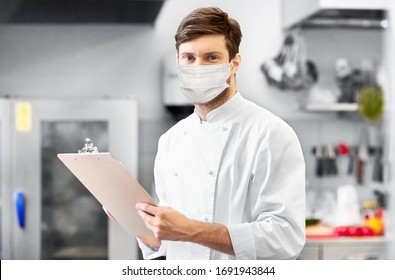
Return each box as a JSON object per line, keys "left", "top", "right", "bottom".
{"left": 57, "top": 152, "right": 156, "bottom": 237}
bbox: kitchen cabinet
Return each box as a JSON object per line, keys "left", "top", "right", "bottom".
{"left": 297, "top": 243, "right": 321, "bottom": 260}
{"left": 298, "top": 238, "right": 388, "bottom": 260}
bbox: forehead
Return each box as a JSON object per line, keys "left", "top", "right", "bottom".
{"left": 178, "top": 34, "right": 228, "bottom": 55}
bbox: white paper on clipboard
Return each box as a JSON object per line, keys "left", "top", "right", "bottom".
{"left": 57, "top": 152, "right": 156, "bottom": 237}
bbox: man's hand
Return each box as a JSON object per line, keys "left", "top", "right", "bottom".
{"left": 136, "top": 203, "right": 192, "bottom": 241}
{"left": 136, "top": 203, "right": 234, "bottom": 255}
{"left": 103, "top": 202, "right": 235, "bottom": 255}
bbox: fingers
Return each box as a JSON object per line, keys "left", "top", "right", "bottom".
{"left": 138, "top": 210, "right": 159, "bottom": 237}
{"left": 137, "top": 209, "right": 156, "bottom": 226}
{"left": 136, "top": 202, "right": 159, "bottom": 216}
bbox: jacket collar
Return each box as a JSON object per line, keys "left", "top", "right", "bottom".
{"left": 193, "top": 91, "right": 243, "bottom": 124}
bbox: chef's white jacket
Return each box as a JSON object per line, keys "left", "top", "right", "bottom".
{"left": 138, "top": 92, "right": 306, "bottom": 260}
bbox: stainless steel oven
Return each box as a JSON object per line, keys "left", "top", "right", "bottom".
{"left": 0, "top": 97, "right": 139, "bottom": 259}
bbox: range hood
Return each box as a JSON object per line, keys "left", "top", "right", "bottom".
{"left": 282, "top": 0, "right": 389, "bottom": 30}
{"left": 0, "top": 0, "right": 165, "bottom": 24}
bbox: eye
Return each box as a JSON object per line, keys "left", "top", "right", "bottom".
{"left": 181, "top": 55, "right": 195, "bottom": 63}
{"left": 206, "top": 55, "right": 218, "bottom": 62}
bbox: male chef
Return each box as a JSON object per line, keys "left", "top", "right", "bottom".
{"left": 135, "top": 6, "right": 306, "bottom": 260}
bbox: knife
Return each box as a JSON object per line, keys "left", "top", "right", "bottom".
{"left": 356, "top": 127, "right": 369, "bottom": 185}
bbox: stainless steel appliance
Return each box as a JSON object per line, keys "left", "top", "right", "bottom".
{"left": 0, "top": 98, "right": 139, "bottom": 259}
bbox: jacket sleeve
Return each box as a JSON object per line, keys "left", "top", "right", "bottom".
{"left": 227, "top": 121, "right": 306, "bottom": 259}
{"left": 136, "top": 134, "right": 169, "bottom": 259}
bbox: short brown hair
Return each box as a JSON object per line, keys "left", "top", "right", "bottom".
{"left": 175, "top": 7, "right": 242, "bottom": 60}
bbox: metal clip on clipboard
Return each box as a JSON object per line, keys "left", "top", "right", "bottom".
{"left": 78, "top": 138, "right": 99, "bottom": 154}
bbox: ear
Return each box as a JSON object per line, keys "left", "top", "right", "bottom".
{"left": 176, "top": 53, "right": 179, "bottom": 66}
{"left": 231, "top": 53, "right": 241, "bottom": 73}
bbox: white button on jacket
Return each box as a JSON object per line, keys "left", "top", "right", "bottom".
{"left": 138, "top": 92, "right": 306, "bottom": 260}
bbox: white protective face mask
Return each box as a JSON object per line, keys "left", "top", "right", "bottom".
{"left": 177, "top": 63, "right": 231, "bottom": 104}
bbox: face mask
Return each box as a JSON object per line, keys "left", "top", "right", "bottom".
{"left": 177, "top": 63, "right": 231, "bottom": 104}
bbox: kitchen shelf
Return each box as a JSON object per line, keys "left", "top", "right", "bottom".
{"left": 304, "top": 103, "right": 358, "bottom": 112}
{"left": 282, "top": 0, "right": 389, "bottom": 30}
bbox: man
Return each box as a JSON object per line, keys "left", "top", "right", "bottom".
{"left": 136, "top": 7, "right": 306, "bottom": 260}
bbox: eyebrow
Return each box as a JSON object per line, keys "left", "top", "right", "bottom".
{"left": 205, "top": 52, "right": 224, "bottom": 56}
{"left": 179, "top": 51, "right": 224, "bottom": 57}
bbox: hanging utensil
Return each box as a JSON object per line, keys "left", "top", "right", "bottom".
{"left": 372, "top": 147, "right": 384, "bottom": 182}
{"left": 261, "top": 34, "right": 294, "bottom": 88}
{"left": 282, "top": 29, "right": 310, "bottom": 90}
{"left": 313, "top": 145, "right": 324, "bottom": 177}
{"left": 327, "top": 145, "right": 338, "bottom": 176}
{"left": 356, "top": 127, "right": 369, "bottom": 185}
{"left": 347, "top": 146, "right": 356, "bottom": 175}
{"left": 372, "top": 131, "right": 384, "bottom": 183}
{"left": 261, "top": 29, "right": 318, "bottom": 91}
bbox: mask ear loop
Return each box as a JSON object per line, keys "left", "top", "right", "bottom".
{"left": 229, "top": 59, "right": 234, "bottom": 70}
{"left": 229, "top": 58, "right": 237, "bottom": 82}
{"left": 227, "top": 60, "right": 235, "bottom": 85}
{"left": 229, "top": 53, "right": 241, "bottom": 74}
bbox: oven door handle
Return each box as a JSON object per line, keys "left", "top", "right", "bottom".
{"left": 14, "top": 192, "right": 25, "bottom": 229}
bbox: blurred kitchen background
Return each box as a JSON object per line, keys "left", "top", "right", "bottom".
{"left": 0, "top": 0, "right": 394, "bottom": 260}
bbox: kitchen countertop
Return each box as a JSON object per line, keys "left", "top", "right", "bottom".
{"left": 306, "top": 236, "right": 387, "bottom": 244}
{"left": 305, "top": 222, "right": 387, "bottom": 242}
